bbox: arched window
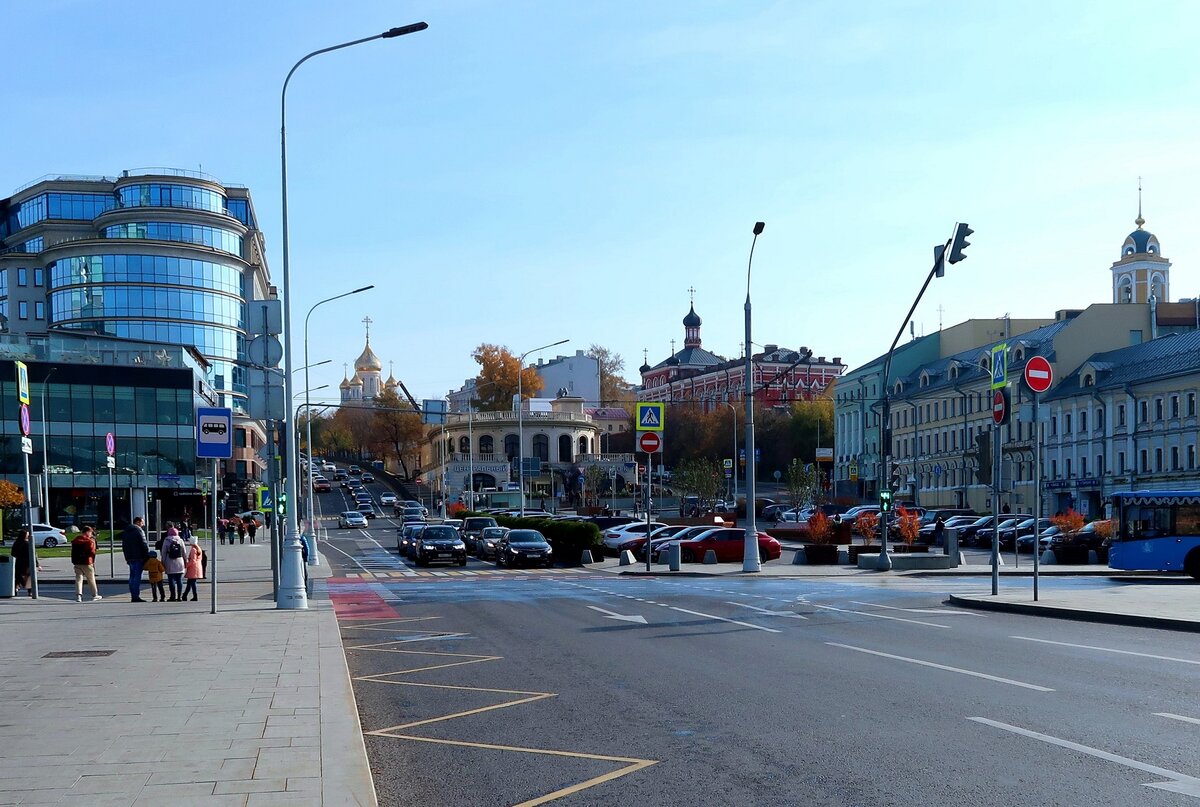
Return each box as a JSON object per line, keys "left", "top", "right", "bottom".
{"left": 480, "top": 435, "right": 494, "bottom": 455}
{"left": 504, "top": 434, "right": 519, "bottom": 460}
{"left": 458, "top": 436, "right": 470, "bottom": 454}
{"left": 532, "top": 434, "right": 549, "bottom": 462}
{"left": 558, "top": 434, "right": 572, "bottom": 462}
{"left": 579, "top": 435, "right": 588, "bottom": 455}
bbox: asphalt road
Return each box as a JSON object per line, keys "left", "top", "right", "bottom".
{"left": 314, "top": 481, "right": 1200, "bottom": 806}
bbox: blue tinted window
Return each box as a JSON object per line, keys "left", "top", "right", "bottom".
{"left": 50, "top": 285, "right": 243, "bottom": 328}
{"left": 225, "top": 198, "right": 255, "bottom": 228}
{"left": 50, "top": 253, "right": 243, "bottom": 295}
{"left": 46, "top": 192, "right": 116, "bottom": 220}
{"left": 117, "top": 183, "right": 225, "bottom": 213}
{"left": 17, "top": 268, "right": 27, "bottom": 286}
{"left": 104, "top": 222, "right": 242, "bottom": 256}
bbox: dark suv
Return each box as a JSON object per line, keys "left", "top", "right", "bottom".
{"left": 414, "top": 526, "right": 467, "bottom": 566}
{"left": 461, "top": 516, "right": 499, "bottom": 553}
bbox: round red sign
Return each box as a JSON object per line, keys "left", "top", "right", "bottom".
{"left": 992, "top": 389, "right": 1007, "bottom": 426}
{"left": 638, "top": 431, "right": 661, "bottom": 453}
{"left": 18, "top": 404, "right": 30, "bottom": 437}
{"left": 1023, "top": 355, "right": 1053, "bottom": 394}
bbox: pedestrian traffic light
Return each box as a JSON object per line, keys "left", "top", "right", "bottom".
{"left": 879, "top": 490, "right": 893, "bottom": 512}
{"left": 890, "top": 464, "right": 903, "bottom": 494}
{"left": 948, "top": 222, "right": 973, "bottom": 264}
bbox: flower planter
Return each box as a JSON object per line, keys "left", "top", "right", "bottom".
{"left": 847, "top": 545, "right": 880, "bottom": 563}
{"left": 1095, "top": 546, "right": 1110, "bottom": 564}
{"left": 1053, "top": 546, "right": 1090, "bottom": 565}
{"left": 891, "top": 544, "right": 929, "bottom": 554}
{"left": 804, "top": 544, "right": 840, "bottom": 565}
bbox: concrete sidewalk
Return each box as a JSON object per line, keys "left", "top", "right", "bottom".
{"left": 0, "top": 541, "right": 375, "bottom": 806}
{"left": 950, "top": 581, "right": 1200, "bottom": 632}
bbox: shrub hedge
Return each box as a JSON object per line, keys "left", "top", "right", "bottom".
{"left": 459, "top": 511, "right": 601, "bottom": 565}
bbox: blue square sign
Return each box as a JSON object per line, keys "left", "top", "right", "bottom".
{"left": 196, "top": 407, "right": 233, "bottom": 459}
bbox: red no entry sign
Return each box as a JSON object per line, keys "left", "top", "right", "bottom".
{"left": 992, "top": 389, "right": 1008, "bottom": 426}
{"left": 638, "top": 431, "right": 662, "bottom": 454}
{"left": 1023, "top": 356, "right": 1053, "bottom": 394}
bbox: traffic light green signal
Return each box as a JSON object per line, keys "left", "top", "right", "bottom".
{"left": 879, "top": 490, "right": 893, "bottom": 512}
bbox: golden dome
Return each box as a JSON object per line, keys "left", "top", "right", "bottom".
{"left": 355, "top": 340, "right": 383, "bottom": 372}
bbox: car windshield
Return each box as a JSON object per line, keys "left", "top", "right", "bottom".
{"left": 482, "top": 528, "right": 507, "bottom": 538}
{"left": 507, "top": 531, "right": 546, "bottom": 544}
{"left": 404, "top": 509, "right": 423, "bottom": 515}
{"left": 342, "top": 512, "right": 360, "bottom": 518}
{"left": 970, "top": 516, "right": 992, "bottom": 527}
{"left": 422, "top": 528, "right": 458, "bottom": 541}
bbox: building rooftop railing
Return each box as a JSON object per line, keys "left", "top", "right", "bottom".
{"left": 12, "top": 168, "right": 247, "bottom": 195}
{"left": 12, "top": 174, "right": 119, "bottom": 194}
{"left": 452, "top": 410, "right": 593, "bottom": 424}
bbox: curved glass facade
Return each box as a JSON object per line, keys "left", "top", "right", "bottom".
{"left": 103, "top": 222, "right": 243, "bottom": 256}
{"left": 50, "top": 285, "right": 243, "bottom": 328}
{"left": 117, "top": 183, "right": 225, "bottom": 213}
{"left": 56, "top": 320, "right": 245, "bottom": 367}
{"left": 51, "top": 254, "right": 243, "bottom": 295}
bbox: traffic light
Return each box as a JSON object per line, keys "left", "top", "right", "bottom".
{"left": 890, "top": 464, "right": 903, "bottom": 494}
{"left": 948, "top": 222, "right": 973, "bottom": 264}
{"left": 278, "top": 493, "right": 287, "bottom": 517}
{"left": 879, "top": 489, "right": 893, "bottom": 513}
{"left": 934, "top": 243, "right": 947, "bottom": 278}
{"left": 974, "top": 432, "right": 992, "bottom": 485}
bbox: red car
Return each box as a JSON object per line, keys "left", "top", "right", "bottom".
{"left": 617, "top": 525, "right": 692, "bottom": 556}
{"left": 676, "top": 528, "right": 781, "bottom": 563}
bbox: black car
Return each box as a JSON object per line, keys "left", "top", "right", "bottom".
{"left": 333, "top": 469, "right": 349, "bottom": 481}
{"left": 414, "top": 525, "right": 467, "bottom": 567}
{"left": 476, "top": 527, "right": 509, "bottom": 560}
{"left": 957, "top": 516, "right": 998, "bottom": 547}
{"left": 356, "top": 503, "right": 377, "bottom": 520}
{"left": 496, "top": 529, "right": 553, "bottom": 568}
{"left": 461, "top": 516, "right": 499, "bottom": 553}
{"left": 398, "top": 524, "right": 426, "bottom": 556}
{"left": 998, "top": 517, "right": 1049, "bottom": 550}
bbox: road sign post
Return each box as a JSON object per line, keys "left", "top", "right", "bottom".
{"left": 196, "top": 407, "right": 233, "bottom": 614}
{"left": 105, "top": 432, "right": 116, "bottom": 579}
{"left": 1023, "top": 356, "right": 1054, "bottom": 601}
{"left": 14, "top": 363, "right": 36, "bottom": 598}
{"left": 637, "top": 431, "right": 662, "bottom": 454}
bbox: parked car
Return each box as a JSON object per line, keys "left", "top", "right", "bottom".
{"left": 1052, "top": 520, "right": 1111, "bottom": 551}
{"left": 461, "top": 516, "right": 499, "bottom": 552}
{"left": 998, "top": 518, "right": 1050, "bottom": 549}
{"left": 496, "top": 529, "right": 553, "bottom": 568}
{"left": 476, "top": 527, "right": 509, "bottom": 560}
{"left": 644, "top": 526, "right": 718, "bottom": 561}
{"left": 602, "top": 522, "right": 668, "bottom": 555}
{"left": 675, "top": 528, "right": 781, "bottom": 563}
{"left": 1018, "top": 526, "right": 1059, "bottom": 554}
{"left": 414, "top": 525, "right": 467, "bottom": 566}
{"left": 338, "top": 511, "right": 368, "bottom": 529}
{"left": 834, "top": 505, "right": 881, "bottom": 524}
{"left": 917, "top": 514, "right": 979, "bottom": 542}
{"left": 618, "top": 524, "right": 690, "bottom": 556}
{"left": 361, "top": 472, "right": 375, "bottom": 483}
{"left": 355, "top": 503, "right": 377, "bottom": 520}
{"left": 380, "top": 492, "right": 398, "bottom": 507}
{"left": 16, "top": 523, "right": 70, "bottom": 548}
{"left": 956, "top": 515, "right": 998, "bottom": 546}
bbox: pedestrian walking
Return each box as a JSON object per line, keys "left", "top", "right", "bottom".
{"left": 246, "top": 517, "right": 258, "bottom": 545}
{"left": 161, "top": 527, "right": 186, "bottom": 601}
{"left": 71, "top": 525, "right": 102, "bottom": 603}
{"left": 11, "top": 529, "right": 31, "bottom": 596}
{"left": 121, "top": 516, "right": 150, "bottom": 602}
{"left": 933, "top": 516, "right": 946, "bottom": 547}
{"left": 236, "top": 518, "right": 246, "bottom": 545}
{"left": 218, "top": 517, "right": 228, "bottom": 545}
{"left": 144, "top": 550, "right": 166, "bottom": 601}
{"left": 182, "top": 537, "right": 203, "bottom": 602}
{"left": 180, "top": 521, "right": 193, "bottom": 543}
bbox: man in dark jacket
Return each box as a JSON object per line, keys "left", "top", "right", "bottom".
{"left": 121, "top": 517, "right": 150, "bottom": 602}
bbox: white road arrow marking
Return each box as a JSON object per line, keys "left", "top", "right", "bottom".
{"left": 726, "top": 602, "right": 808, "bottom": 619}
{"left": 970, "top": 717, "right": 1200, "bottom": 797}
{"left": 587, "top": 605, "right": 648, "bottom": 624}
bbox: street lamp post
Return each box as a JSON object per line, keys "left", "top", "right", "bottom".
{"left": 39, "top": 367, "right": 57, "bottom": 523}
{"left": 303, "top": 287, "right": 373, "bottom": 563}
{"left": 723, "top": 401, "right": 737, "bottom": 503}
{"left": 280, "top": 22, "right": 426, "bottom": 608}
{"left": 743, "top": 222, "right": 765, "bottom": 572}
{"left": 517, "top": 339, "right": 568, "bottom": 516}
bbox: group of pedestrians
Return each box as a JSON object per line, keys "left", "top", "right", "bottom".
{"left": 217, "top": 515, "right": 259, "bottom": 545}
{"left": 120, "top": 517, "right": 205, "bottom": 602}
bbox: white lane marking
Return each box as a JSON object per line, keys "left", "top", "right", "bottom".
{"left": 1011, "top": 636, "right": 1200, "bottom": 666}
{"left": 969, "top": 716, "right": 1200, "bottom": 796}
{"left": 851, "top": 600, "right": 985, "bottom": 616}
{"left": 726, "top": 602, "right": 808, "bottom": 619}
{"left": 1156, "top": 713, "right": 1200, "bottom": 726}
{"left": 668, "top": 606, "right": 781, "bottom": 633}
{"left": 323, "top": 539, "right": 376, "bottom": 575}
{"left": 812, "top": 603, "right": 950, "bottom": 629}
{"left": 828, "top": 644, "right": 1054, "bottom": 691}
{"left": 586, "top": 605, "right": 648, "bottom": 624}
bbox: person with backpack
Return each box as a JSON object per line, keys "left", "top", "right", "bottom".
{"left": 161, "top": 526, "right": 187, "bottom": 602}
{"left": 71, "top": 525, "right": 102, "bottom": 603}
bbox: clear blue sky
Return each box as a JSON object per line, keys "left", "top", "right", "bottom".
{"left": 5, "top": 1, "right": 1199, "bottom": 404}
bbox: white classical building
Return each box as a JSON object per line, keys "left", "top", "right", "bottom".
{"left": 422, "top": 395, "right": 633, "bottom": 505}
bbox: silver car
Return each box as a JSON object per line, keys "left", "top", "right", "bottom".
{"left": 338, "top": 511, "right": 368, "bottom": 529}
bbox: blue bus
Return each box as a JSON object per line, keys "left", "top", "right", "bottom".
{"left": 1109, "top": 490, "right": 1200, "bottom": 578}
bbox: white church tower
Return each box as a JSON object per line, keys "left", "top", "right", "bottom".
{"left": 1112, "top": 181, "right": 1171, "bottom": 305}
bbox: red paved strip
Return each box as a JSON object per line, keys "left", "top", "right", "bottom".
{"left": 328, "top": 585, "right": 401, "bottom": 619}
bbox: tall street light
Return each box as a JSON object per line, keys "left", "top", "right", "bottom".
{"left": 303, "top": 286, "right": 374, "bottom": 562}
{"left": 279, "top": 24, "right": 426, "bottom": 608}
{"left": 743, "top": 221, "right": 765, "bottom": 572}
{"left": 517, "top": 339, "right": 568, "bottom": 516}
{"left": 39, "top": 366, "right": 56, "bottom": 523}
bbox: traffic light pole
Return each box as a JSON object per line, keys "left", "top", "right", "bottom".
{"left": 991, "top": 425, "right": 1001, "bottom": 595}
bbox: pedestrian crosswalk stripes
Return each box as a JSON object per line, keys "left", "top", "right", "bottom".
{"left": 338, "top": 568, "right": 592, "bottom": 579}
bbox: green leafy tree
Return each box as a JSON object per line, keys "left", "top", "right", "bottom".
{"left": 583, "top": 464, "right": 608, "bottom": 507}
{"left": 785, "top": 461, "right": 817, "bottom": 509}
{"left": 673, "top": 457, "right": 723, "bottom": 507}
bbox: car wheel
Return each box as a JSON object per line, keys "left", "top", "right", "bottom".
{"left": 1185, "top": 548, "right": 1200, "bottom": 581}
{"left": 459, "top": 558, "right": 467, "bottom": 567}
{"left": 43, "top": 537, "right": 58, "bottom": 548}
{"left": 681, "top": 549, "right": 695, "bottom": 563}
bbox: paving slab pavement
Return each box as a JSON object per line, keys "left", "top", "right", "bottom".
{"left": 950, "top": 579, "right": 1200, "bottom": 632}
{"left": 0, "top": 540, "right": 375, "bottom": 807}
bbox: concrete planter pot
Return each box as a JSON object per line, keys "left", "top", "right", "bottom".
{"left": 1052, "top": 546, "right": 1090, "bottom": 564}
{"left": 891, "top": 544, "right": 929, "bottom": 554}
{"left": 804, "top": 544, "right": 839, "bottom": 565}
{"left": 846, "top": 545, "right": 879, "bottom": 563}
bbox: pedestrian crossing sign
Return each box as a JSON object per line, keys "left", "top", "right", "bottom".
{"left": 257, "top": 486, "right": 274, "bottom": 512}
{"left": 636, "top": 402, "right": 665, "bottom": 432}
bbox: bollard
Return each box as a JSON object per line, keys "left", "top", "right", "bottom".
{"left": 579, "top": 549, "right": 595, "bottom": 565}
{"left": 703, "top": 549, "right": 718, "bottom": 564}
{"left": 669, "top": 542, "right": 681, "bottom": 572}
{"left": 1040, "top": 548, "right": 1055, "bottom": 565}
{"left": 619, "top": 550, "right": 634, "bottom": 566}
{"left": 792, "top": 548, "right": 807, "bottom": 565}
{"left": 275, "top": 532, "right": 309, "bottom": 610}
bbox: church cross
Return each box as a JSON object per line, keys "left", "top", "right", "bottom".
{"left": 362, "top": 315, "right": 373, "bottom": 341}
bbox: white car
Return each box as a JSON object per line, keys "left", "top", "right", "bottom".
{"left": 379, "top": 493, "right": 398, "bottom": 507}
{"left": 19, "top": 524, "right": 69, "bottom": 548}
{"left": 338, "top": 511, "right": 368, "bottom": 529}
{"left": 322, "top": 462, "right": 336, "bottom": 471}
{"left": 602, "top": 522, "right": 668, "bottom": 554}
